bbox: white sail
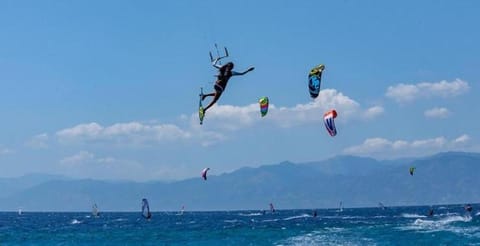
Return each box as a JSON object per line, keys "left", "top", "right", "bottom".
{"left": 92, "top": 204, "right": 99, "bottom": 217}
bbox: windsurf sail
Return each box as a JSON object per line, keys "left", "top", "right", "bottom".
{"left": 142, "top": 198, "right": 152, "bottom": 219}
{"left": 92, "top": 203, "right": 99, "bottom": 217}
{"left": 308, "top": 64, "right": 325, "bottom": 98}
{"left": 339, "top": 201, "right": 344, "bottom": 212}
{"left": 379, "top": 202, "right": 386, "bottom": 210}
{"left": 323, "top": 109, "right": 338, "bottom": 137}
{"left": 269, "top": 203, "right": 276, "bottom": 213}
{"left": 259, "top": 96, "right": 269, "bottom": 117}
{"left": 201, "top": 168, "right": 210, "bottom": 180}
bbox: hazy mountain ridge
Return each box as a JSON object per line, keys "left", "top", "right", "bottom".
{"left": 1, "top": 152, "right": 479, "bottom": 211}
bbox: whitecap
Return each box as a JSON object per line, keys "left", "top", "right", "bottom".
{"left": 283, "top": 214, "right": 311, "bottom": 221}
{"left": 239, "top": 212, "right": 262, "bottom": 217}
{"left": 71, "top": 219, "right": 82, "bottom": 225}
{"left": 401, "top": 213, "right": 427, "bottom": 218}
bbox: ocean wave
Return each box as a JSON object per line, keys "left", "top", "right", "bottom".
{"left": 283, "top": 214, "right": 311, "bottom": 221}
{"left": 239, "top": 212, "right": 263, "bottom": 217}
{"left": 401, "top": 213, "right": 427, "bottom": 218}
{"left": 276, "top": 230, "right": 373, "bottom": 246}
{"left": 262, "top": 219, "right": 279, "bottom": 222}
{"left": 224, "top": 219, "right": 241, "bottom": 223}
{"left": 414, "top": 215, "right": 471, "bottom": 227}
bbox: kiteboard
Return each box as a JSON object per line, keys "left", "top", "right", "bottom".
{"left": 199, "top": 87, "right": 205, "bottom": 125}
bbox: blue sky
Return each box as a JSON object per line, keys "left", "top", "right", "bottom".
{"left": 0, "top": 0, "right": 478, "bottom": 181}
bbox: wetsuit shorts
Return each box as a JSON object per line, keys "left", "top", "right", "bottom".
{"left": 214, "top": 84, "right": 224, "bottom": 93}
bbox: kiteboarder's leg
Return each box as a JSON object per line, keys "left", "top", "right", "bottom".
{"left": 203, "top": 93, "right": 221, "bottom": 112}
{"left": 203, "top": 83, "right": 224, "bottom": 113}
{"left": 202, "top": 93, "right": 215, "bottom": 101}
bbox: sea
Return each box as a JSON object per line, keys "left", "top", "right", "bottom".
{"left": 1, "top": 204, "right": 479, "bottom": 245}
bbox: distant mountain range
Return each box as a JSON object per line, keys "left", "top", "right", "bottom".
{"left": 1, "top": 152, "right": 479, "bottom": 212}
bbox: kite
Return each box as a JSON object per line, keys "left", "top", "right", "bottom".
{"left": 201, "top": 168, "right": 210, "bottom": 180}
{"left": 323, "top": 109, "right": 337, "bottom": 137}
{"left": 308, "top": 64, "right": 325, "bottom": 98}
{"left": 259, "top": 97, "right": 269, "bottom": 117}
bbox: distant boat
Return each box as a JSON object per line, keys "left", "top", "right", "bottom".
{"left": 92, "top": 204, "right": 100, "bottom": 217}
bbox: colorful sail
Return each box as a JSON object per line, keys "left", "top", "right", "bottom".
{"left": 323, "top": 109, "right": 338, "bottom": 137}
{"left": 308, "top": 64, "right": 325, "bottom": 98}
{"left": 258, "top": 96, "right": 269, "bottom": 117}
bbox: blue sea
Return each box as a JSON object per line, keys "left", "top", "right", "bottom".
{"left": 1, "top": 205, "right": 479, "bottom": 245}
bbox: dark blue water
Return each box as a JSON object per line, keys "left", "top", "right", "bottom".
{"left": 1, "top": 205, "right": 479, "bottom": 245}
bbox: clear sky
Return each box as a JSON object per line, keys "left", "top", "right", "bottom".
{"left": 0, "top": 0, "right": 478, "bottom": 181}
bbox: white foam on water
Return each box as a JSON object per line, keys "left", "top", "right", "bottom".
{"left": 283, "top": 214, "right": 311, "bottom": 221}
{"left": 399, "top": 214, "right": 473, "bottom": 234}
{"left": 275, "top": 229, "right": 374, "bottom": 246}
{"left": 239, "top": 212, "right": 262, "bottom": 217}
{"left": 401, "top": 213, "right": 427, "bottom": 218}
{"left": 71, "top": 219, "right": 82, "bottom": 225}
{"left": 261, "top": 219, "right": 279, "bottom": 222}
{"left": 224, "top": 219, "right": 241, "bottom": 223}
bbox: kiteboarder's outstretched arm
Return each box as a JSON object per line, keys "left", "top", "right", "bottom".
{"left": 232, "top": 67, "right": 255, "bottom": 76}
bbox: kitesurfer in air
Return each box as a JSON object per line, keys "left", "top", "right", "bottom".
{"left": 201, "top": 58, "right": 254, "bottom": 115}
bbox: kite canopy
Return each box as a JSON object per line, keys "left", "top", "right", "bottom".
{"left": 259, "top": 97, "right": 269, "bottom": 117}
{"left": 323, "top": 109, "right": 338, "bottom": 137}
{"left": 201, "top": 168, "right": 210, "bottom": 180}
{"left": 409, "top": 167, "right": 416, "bottom": 176}
{"left": 308, "top": 64, "right": 325, "bottom": 98}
